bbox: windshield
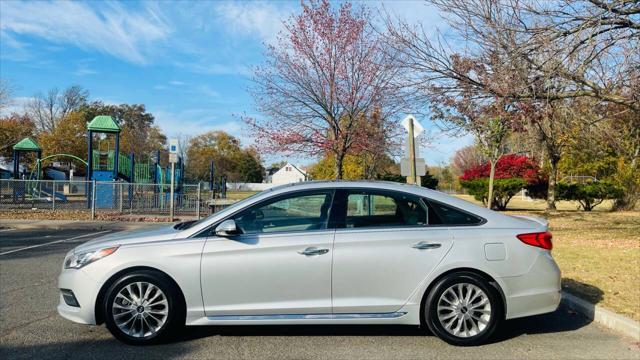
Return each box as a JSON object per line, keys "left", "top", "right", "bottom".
{"left": 175, "top": 190, "right": 268, "bottom": 230}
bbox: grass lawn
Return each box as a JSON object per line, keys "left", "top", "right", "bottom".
{"left": 456, "top": 194, "right": 640, "bottom": 321}
{"left": 226, "top": 191, "right": 258, "bottom": 200}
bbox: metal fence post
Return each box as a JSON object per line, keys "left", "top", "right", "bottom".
{"left": 91, "top": 180, "right": 96, "bottom": 220}
{"left": 119, "top": 182, "right": 123, "bottom": 213}
{"left": 52, "top": 180, "right": 56, "bottom": 210}
{"left": 196, "top": 182, "right": 201, "bottom": 219}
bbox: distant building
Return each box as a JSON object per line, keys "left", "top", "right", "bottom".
{"left": 265, "top": 167, "right": 280, "bottom": 183}
{"left": 270, "top": 163, "right": 308, "bottom": 184}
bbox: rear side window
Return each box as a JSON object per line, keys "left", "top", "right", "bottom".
{"left": 424, "top": 199, "right": 483, "bottom": 226}
{"left": 342, "top": 191, "right": 427, "bottom": 228}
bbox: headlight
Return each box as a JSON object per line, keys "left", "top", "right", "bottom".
{"left": 64, "top": 246, "right": 119, "bottom": 269}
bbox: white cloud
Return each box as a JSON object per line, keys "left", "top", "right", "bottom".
{"left": 213, "top": 1, "right": 292, "bottom": 44}
{"left": 169, "top": 80, "right": 185, "bottom": 86}
{"left": 0, "top": 1, "right": 170, "bottom": 64}
{"left": 153, "top": 108, "right": 238, "bottom": 136}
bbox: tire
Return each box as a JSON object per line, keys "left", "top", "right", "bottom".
{"left": 103, "top": 270, "right": 185, "bottom": 345}
{"left": 424, "top": 272, "right": 503, "bottom": 346}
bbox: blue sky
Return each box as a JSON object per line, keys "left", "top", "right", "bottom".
{"left": 0, "top": 0, "right": 471, "bottom": 166}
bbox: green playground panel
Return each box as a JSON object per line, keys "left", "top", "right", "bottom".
{"left": 91, "top": 150, "right": 179, "bottom": 184}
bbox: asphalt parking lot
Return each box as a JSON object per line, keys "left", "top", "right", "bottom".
{"left": 1, "top": 225, "right": 638, "bottom": 360}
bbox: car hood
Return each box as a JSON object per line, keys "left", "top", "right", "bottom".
{"left": 74, "top": 225, "right": 181, "bottom": 253}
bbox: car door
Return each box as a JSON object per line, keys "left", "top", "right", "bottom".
{"left": 330, "top": 189, "right": 454, "bottom": 314}
{"left": 200, "top": 190, "right": 335, "bottom": 316}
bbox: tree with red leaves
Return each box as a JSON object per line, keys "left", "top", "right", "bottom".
{"left": 460, "top": 154, "right": 546, "bottom": 210}
{"left": 245, "top": 0, "right": 405, "bottom": 179}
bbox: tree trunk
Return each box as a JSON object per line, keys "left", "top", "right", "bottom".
{"left": 334, "top": 152, "right": 345, "bottom": 180}
{"left": 487, "top": 159, "right": 496, "bottom": 210}
{"left": 547, "top": 159, "right": 559, "bottom": 211}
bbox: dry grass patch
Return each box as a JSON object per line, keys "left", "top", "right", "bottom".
{"left": 542, "top": 211, "right": 639, "bottom": 321}
{"left": 226, "top": 191, "right": 258, "bottom": 200}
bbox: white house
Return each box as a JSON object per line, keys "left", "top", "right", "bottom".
{"left": 271, "top": 163, "right": 308, "bottom": 184}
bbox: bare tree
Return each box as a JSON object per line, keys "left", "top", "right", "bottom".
{"left": 385, "top": 0, "right": 638, "bottom": 209}
{"left": 26, "top": 85, "right": 89, "bottom": 132}
{"left": 176, "top": 132, "right": 192, "bottom": 165}
{"left": 0, "top": 78, "right": 14, "bottom": 113}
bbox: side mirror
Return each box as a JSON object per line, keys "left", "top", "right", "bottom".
{"left": 214, "top": 219, "right": 240, "bottom": 237}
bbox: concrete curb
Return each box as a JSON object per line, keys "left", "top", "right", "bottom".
{"left": 562, "top": 291, "right": 640, "bottom": 341}
{"left": 0, "top": 219, "right": 166, "bottom": 232}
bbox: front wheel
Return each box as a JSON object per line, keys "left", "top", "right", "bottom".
{"left": 424, "top": 272, "right": 503, "bottom": 346}
{"left": 103, "top": 270, "right": 185, "bottom": 345}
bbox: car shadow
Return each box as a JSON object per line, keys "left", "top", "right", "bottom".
{"left": 562, "top": 278, "right": 605, "bottom": 305}
{"left": 173, "top": 284, "right": 603, "bottom": 344}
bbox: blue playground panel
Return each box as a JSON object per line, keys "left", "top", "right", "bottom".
{"left": 93, "top": 170, "right": 116, "bottom": 208}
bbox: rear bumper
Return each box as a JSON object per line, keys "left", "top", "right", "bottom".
{"left": 501, "top": 251, "right": 562, "bottom": 319}
{"left": 57, "top": 268, "right": 102, "bottom": 325}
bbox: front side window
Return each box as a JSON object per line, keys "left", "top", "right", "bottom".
{"left": 343, "top": 191, "right": 427, "bottom": 228}
{"left": 232, "top": 191, "right": 333, "bottom": 234}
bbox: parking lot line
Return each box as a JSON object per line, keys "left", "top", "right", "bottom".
{"left": 0, "top": 230, "right": 112, "bottom": 256}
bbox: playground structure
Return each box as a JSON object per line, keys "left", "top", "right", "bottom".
{"left": 8, "top": 115, "right": 188, "bottom": 211}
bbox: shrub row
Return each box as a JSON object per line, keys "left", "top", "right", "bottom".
{"left": 460, "top": 178, "right": 623, "bottom": 211}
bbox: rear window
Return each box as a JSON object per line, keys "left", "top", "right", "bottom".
{"left": 424, "top": 199, "right": 483, "bottom": 226}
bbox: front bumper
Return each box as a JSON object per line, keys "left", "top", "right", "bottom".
{"left": 57, "top": 268, "right": 102, "bottom": 325}
{"left": 502, "top": 251, "right": 562, "bottom": 319}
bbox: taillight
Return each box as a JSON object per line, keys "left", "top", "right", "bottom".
{"left": 517, "top": 231, "right": 553, "bottom": 250}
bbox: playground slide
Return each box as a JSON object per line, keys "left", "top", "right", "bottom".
{"left": 33, "top": 188, "right": 67, "bottom": 202}
{"left": 37, "top": 167, "right": 68, "bottom": 202}
{"left": 44, "top": 167, "right": 68, "bottom": 181}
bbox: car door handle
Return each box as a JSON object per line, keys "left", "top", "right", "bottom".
{"left": 298, "top": 247, "right": 330, "bottom": 256}
{"left": 412, "top": 241, "right": 441, "bottom": 250}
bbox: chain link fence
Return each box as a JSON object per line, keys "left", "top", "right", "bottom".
{"left": 0, "top": 179, "right": 225, "bottom": 218}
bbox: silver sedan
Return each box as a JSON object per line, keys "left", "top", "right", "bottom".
{"left": 57, "top": 181, "right": 561, "bottom": 346}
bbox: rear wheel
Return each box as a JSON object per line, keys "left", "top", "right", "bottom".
{"left": 424, "top": 272, "right": 502, "bottom": 346}
{"left": 103, "top": 270, "right": 184, "bottom": 345}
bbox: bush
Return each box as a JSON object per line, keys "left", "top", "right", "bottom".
{"left": 460, "top": 178, "right": 528, "bottom": 210}
{"left": 460, "top": 154, "right": 545, "bottom": 183}
{"left": 459, "top": 154, "right": 545, "bottom": 210}
{"left": 557, "top": 181, "right": 624, "bottom": 211}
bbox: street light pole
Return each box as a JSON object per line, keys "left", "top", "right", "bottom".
{"left": 169, "top": 162, "right": 175, "bottom": 221}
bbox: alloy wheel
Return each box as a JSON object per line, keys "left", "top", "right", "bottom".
{"left": 436, "top": 283, "right": 492, "bottom": 338}
{"left": 112, "top": 281, "right": 169, "bottom": 338}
